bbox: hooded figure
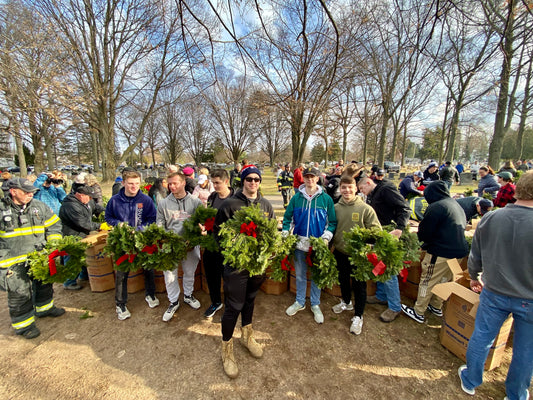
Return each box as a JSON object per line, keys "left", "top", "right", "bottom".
{"left": 418, "top": 181, "right": 469, "bottom": 259}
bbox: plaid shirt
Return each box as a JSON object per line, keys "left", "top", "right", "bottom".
{"left": 494, "top": 183, "right": 516, "bottom": 207}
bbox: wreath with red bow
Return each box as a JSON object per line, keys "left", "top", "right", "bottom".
{"left": 218, "top": 204, "right": 280, "bottom": 276}
{"left": 104, "top": 223, "right": 143, "bottom": 272}
{"left": 343, "top": 226, "right": 420, "bottom": 283}
{"left": 28, "top": 236, "right": 89, "bottom": 283}
{"left": 135, "top": 223, "right": 188, "bottom": 271}
{"left": 182, "top": 206, "right": 218, "bottom": 252}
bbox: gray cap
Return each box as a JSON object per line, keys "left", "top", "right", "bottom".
{"left": 74, "top": 184, "right": 95, "bottom": 196}
{"left": 7, "top": 178, "right": 38, "bottom": 193}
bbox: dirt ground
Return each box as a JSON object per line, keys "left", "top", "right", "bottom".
{"left": 0, "top": 280, "right": 516, "bottom": 400}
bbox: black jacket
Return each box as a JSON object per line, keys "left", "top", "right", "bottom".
{"left": 59, "top": 193, "right": 103, "bottom": 238}
{"left": 418, "top": 181, "right": 469, "bottom": 258}
{"left": 366, "top": 181, "right": 410, "bottom": 230}
{"left": 214, "top": 190, "right": 275, "bottom": 237}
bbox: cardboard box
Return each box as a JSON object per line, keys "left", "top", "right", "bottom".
{"left": 398, "top": 250, "right": 426, "bottom": 300}
{"left": 432, "top": 260, "right": 513, "bottom": 370}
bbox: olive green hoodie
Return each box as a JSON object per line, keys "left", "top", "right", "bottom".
{"left": 333, "top": 195, "right": 381, "bottom": 254}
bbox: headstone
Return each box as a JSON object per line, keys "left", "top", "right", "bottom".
{"left": 460, "top": 172, "right": 472, "bottom": 185}
{"left": 388, "top": 173, "right": 397, "bottom": 180}
{"left": 400, "top": 172, "right": 406, "bottom": 179}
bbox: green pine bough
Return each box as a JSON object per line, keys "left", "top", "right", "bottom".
{"left": 182, "top": 206, "right": 218, "bottom": 252}
{"left": 218, "top": 205, "right": 279, "bottom": 276}
{"left": 306, "top": 236, "right": 339, "bottom": 289}
{"left": 28, "top": 236, "right": 89, "bottom": 284}
{"left": 344, "top": 225, "right": 420, "bottom": 283}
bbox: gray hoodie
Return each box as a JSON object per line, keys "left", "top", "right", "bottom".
{"left": 156, "top": 193, "right": 203, "bottom": 235}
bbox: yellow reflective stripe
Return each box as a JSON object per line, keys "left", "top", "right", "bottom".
{"left": 35, "top": 299, "right": 54, "bottom": 313}
{"left": 12, "top": 315, "right": 35, "bottom": 330}
{"left": 44, "top": 215, "right": 60, "bottom": 227}
{"left": 0, "top": 227, "right": 46, "bottom": 238}
{"left": 0, "top": 255, "right": 28, "bottom": 268}
{"left": 47, "top": 234, "right": 62, "bottom": 241}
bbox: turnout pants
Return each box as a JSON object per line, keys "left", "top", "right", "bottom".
{"left": 221, "top": 265, "right": 265, "bottom": 341}
{"left": 0, "top": 263, "right": 54, "bottom": 335}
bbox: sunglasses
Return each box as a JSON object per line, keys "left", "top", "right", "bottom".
{"left": 244, "top": 177, "right": 261, "bottom": 183}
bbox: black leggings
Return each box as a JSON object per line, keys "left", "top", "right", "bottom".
{"left": 221, "top": 266, "right": 265, "bottom": 341}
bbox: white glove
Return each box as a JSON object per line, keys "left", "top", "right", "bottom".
{"left": 321, "top": 231, "right": 333, "bottom": 242}
{"left": 281, "top": 230, "right": 289, "bottom": 238}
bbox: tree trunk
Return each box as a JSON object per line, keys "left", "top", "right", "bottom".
{"left": 488, "top": 0, "right": 515, "bottom": 169}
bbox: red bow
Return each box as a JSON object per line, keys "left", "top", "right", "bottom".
{"left": 306, "top": 247, "right": 313, "bottom": 267}
{"left": 142, "top": 244, "right": 158, "bottom": 254}
{"left": 48, "top": 250, "right": 68, "bottom": 276}
{"left": 281, "top": 255, "right": 293, "bottom": 271}
{"left": 399, "top": 267, "right": 409, "bottom": 283}
{"left": 240, "top": 221, "right": 257, "bottom": 238}
{"left": 116, "top": 253, "right": 136, "bottom": 266}
{"left": 367, "top": 252, "right": 386, "bottom": 276}
{"left": 204, "top": 217, "right": 215, "bottom": 232}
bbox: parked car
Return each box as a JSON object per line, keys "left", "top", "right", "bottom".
{"left": 383, "top": 161, "right": 400, "bottom": 173}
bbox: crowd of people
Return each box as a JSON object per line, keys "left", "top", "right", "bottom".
{"left": 0, "top": 159, "right": 531, "bottom": 399}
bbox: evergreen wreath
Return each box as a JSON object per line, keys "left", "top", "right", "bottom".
{"left": 104, "top": 223, "right": 143, "bottom": 272}
{"left": 218, "top": 204, "right": 279, "bottom": 276}
{"left": 182, "top": 206, "right": 218, "bottom": 252}
{"left": 305, "top": 236, "right": 339, "bottom": 289}
{"left": 344, "top": 225, "right": 418, "bottom": 283}
{"left": 268, "top": 234, "right": 298, "bottom": 282}
{"left": 28, "top": 236, "right": 89, "bottom": 284}
{"left": 135, "top": 223, "right": 188, "bottom": 271}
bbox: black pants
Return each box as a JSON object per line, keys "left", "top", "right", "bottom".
{"left": 203, "top": 249, "right": 224, "bottom": 305}
{"left": 115, "top": 269, "right": 155, "bottom": 306}
{"left": 221, "top": 265, "right": 265, "bottom": 341}
{"left": 334, "top": 250, "right": 367, "bottom": 317}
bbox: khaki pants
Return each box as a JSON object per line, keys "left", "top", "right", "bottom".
{"left": 414, "top": 253, "right": 454, "bottom": 316}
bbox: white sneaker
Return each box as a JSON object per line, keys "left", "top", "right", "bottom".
{"left": 332, "top": 300, "right": 354, "bottom": 314}
{"left": 184, "top": 294, "right": 201, "bottom": 310}
{"left": 286, "top": 301, "right": 305, "bottom": 316}
{"left": 163, "top": 301, "right": 180, "bottom": 322}
{"left": 350, "top": 316, "right": 363, "bottom": 335}
{"left": 145, "top": 295, "right": 160, "bottom": 308}
{"left": 311, "top": 305, "right": 324, "bottom": 324}
{"left": 116, "top": 305, "right": 131, "bottom": 321}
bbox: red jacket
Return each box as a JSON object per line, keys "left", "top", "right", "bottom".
{"left": 293, "top": 168, "right": 304, "bottom": 189}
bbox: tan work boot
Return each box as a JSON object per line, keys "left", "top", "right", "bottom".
{"left": 221, "top": 339, "right": 239, "bottom": 378}
{"left": 240, "top": 324, "right": 263, "bottom": 358}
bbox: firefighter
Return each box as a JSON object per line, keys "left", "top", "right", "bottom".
{"left": 277, "top": 164, "right": 294, "bottom": 208}
{"left": 0, "top": 178, "right": 65, "bottom": 339}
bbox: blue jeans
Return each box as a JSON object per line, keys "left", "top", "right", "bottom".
{"left": 294, "top": 249, "right": 321, "bottom": 307}
{"left": 375, "top": 275, "right": 401, "bottom": 312}
{"left": 461, "top": 289, "right": 533, "bottom": 400}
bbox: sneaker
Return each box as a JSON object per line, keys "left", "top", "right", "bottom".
{"left": 332, "top": 300, "right": 354, "bottom": 314}
{"left": 64, "top": 284, "right": 82, "bottom": 290}
{"left": 366, "top": 295, "right": 387, "bottom": 305}
{"left": 21, "top": 325, "right": 41, "bottom": 339}
{"left": 145, "top": 295, "right": 160, "bottom": 308}
{"left": 116, "top": 304, "right": 131, "bottom": 321}
{"left": 286, "top": 301, "right": 305, "bottom": 316}
{"left": 458, "top": 365, "right": 475, "bottom": 395}
{"left": 203, "top": 303, "right": 223, "bottom": 318}
{"left": 401, "top": 304, "right": 425, "bottom": 323}
{"left": 350, "top": 316, "right": 363, "bottom": 335}
{"left": 184, "top": 294, "right": 201, "bottom": 310}
{"left": 427, "top": 304, "right": 443, "bottom": 317}
{"left": 380, "top": 308, "right": 401, "bottom": 322}
{"left": 37, "top": 306, "right": 66, "bottom": 318}
{"left": 163, "top": 301, "right": 180, "bottom": 322}
{"left": 311, "top": 305, "right": 324, "bottom": 324}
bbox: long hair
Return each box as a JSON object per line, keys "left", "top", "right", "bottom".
{"left": 148, "top": 178, "right": 168, "bottom": 199}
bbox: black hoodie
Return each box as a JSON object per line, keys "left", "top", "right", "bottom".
{"left": 417, "top": 181, "right": 469, "bottom": 258}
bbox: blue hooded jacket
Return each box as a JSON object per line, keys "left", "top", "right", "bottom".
{"left": 105, "top": 187, "right": 156, "bottom": 228}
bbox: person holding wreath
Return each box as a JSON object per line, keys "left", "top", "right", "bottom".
{"left": 214, "top": 165, "right": 274, "bottom": 379}
{"left": 332, "top": 175, "right": 381, "bottom": 335}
